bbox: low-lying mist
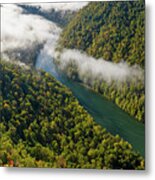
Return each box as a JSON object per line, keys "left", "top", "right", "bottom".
{"left": 53, "top": 49, "right": 144, "bottom": 85}
{"left": 1, "top": 4, "right": 61, "bottom": 63}
{"left": 1, "top": 4, "right": 144, "bottom": 87}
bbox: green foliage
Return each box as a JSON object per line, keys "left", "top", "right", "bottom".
{"left": 59, "top": 0, "right": 145, "bottom": 122}
{"left": 0, "top": 61, "right": 144, "bottom": 169}
{"left": 60, "top": 0, "right": 145, "bottom": 67}
{"left": 93, "top": 80, "right": 144, "bottom": 123}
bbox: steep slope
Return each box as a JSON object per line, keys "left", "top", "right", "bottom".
{"left": 59, "top": 0, "right": 145, "bottom": 123}
{"left": 60, "top": 0, "right": 145, "bottom": 67}
{"left": 18, "top": 4, "right": 75, "bottom": 28}
{"left": 0, "top": 61, "right": 144, "bottom": 169}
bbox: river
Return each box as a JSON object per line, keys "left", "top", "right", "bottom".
{"left": 1, "top": 3, "right": 144, "bottom": 157}
{"left": 36, "top": 52, "right": 145, "bottom": 157}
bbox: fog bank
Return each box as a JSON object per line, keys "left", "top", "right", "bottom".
{"left": 1, "top": 4, "right": 61, "bottom": 62}
{"left": 54, "top": 49, "right": 144, "bottom": 84}
{"left": 1, "top": 4, "right": 144, "bottom": 86}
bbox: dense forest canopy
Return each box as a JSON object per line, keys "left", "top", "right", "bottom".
{"left": 0, "top": 1, "right": 145, "bottom": 170}
{"left": 58, "top": 0, "right": 145, "bottom": 123}
{"left": 0, "top": 61, "right": 144, "bottom": 169}
{"left": 60, "top": 0, "right": 145, "bottom": 67}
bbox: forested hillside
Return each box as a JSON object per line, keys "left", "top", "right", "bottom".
{"left": 0, "top": 61, "right": 144, "bottom": 169}
{"left": 59, "top": 0, "right": 145, "bottom": 123}
{"left": 60, "top": 0, "right": 145, "bottom": 67}
{"left": 19, "top": 5, "right": 75, "bottom": 27}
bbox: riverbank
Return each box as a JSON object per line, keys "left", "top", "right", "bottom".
{"left": 36, "top": 58, "right": 145, "bottom": 157}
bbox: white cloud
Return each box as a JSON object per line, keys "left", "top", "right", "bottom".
{"left": 1, "top": 4, "right": 61, "bottom": 52}
{"left": 1, "top": 3, "right": 144, "bottom": 85}
{"left": 54, "top": 49, "right": 144, "bottom": 84}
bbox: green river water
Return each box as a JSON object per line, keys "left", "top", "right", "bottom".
{"left": 36, "top": 56, "right": 145, "bottom": 157}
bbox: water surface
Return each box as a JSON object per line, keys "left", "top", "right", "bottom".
{"left": 36, "top": 57, "right": 145, "bottom": 157}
